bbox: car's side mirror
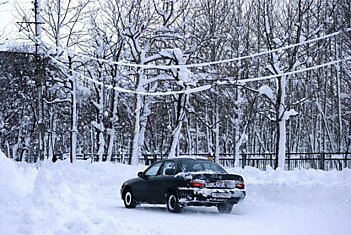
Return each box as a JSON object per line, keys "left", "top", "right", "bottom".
{"left": 137, "top": 171, "right": 144, "bottom": 178}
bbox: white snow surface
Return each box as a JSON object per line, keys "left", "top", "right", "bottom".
{"left": 283, "top": 109, "right": 299, "bottom": 120}
{"left": 258, "top": 85, "right": 274, "bottom": 100}
{"left": 0, "top": 151, "right": 350, "bottom": 235}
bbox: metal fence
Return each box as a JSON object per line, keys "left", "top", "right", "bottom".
{"left": 60, "top": 152, "right": 351, "bottom": 171}
{"left": 218, "top": 152, "right": 351, "bottom": 171}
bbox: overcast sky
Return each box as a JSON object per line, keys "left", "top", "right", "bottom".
{"left": 0, "top": 0, "right": 32, "bottom": 40}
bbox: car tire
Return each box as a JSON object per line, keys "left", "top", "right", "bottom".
{"left": 123, "top": 189, "right": 137, "bottom": 209}
{"left": 166, "top": 193, "right": 182, "bottom": 213}
{"left": 217, "top": 203, "right": 234, "bottom": 214}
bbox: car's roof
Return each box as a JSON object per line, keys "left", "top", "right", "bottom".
{"left": 168, "top": 156, "right": 212, "bottom": 161}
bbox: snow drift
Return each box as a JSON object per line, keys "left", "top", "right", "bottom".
{"left": 0, "top": 149, "right": 35, "bottom": 201}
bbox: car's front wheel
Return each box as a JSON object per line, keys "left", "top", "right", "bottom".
{"left": 123, "top": 188, "right": 137, "bottom": 209}
{"left": 217, "top": 203, "right": 234, "bottom": 213}
{"left": 166, "top": 192, "right": 182, "bottom": 213}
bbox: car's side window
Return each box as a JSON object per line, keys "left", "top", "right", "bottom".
{"left": 160, "top": 161, "right": 176, "bottom": 176}
{"left": 144, "top": 162, "right": 163, "bottom": 177}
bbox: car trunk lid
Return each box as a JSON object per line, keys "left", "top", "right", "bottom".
{"left": 180, "top": 172, "right": 244, "bottom": 189}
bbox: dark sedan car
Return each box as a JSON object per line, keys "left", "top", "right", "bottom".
{"left": 120, "top": 157, "right": 246, "bottom": 213}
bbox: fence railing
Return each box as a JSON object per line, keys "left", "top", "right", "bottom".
{"left": 218, "top": 152, "right": 351, "bottom": 171}
{"left": 52, "top": 152, "right": 351, "bottom": 171}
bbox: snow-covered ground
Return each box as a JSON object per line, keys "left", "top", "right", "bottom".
{"left": 1, "top": 150, "right": 350, "bottom": 235}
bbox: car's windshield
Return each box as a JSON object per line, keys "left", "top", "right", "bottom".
{"left": 180, "top": 159, "right": 227, "bottom": 174}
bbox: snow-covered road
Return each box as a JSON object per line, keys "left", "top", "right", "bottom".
{"left": 1, "top": 151, "right": 350, "bottom": 235}
{"left": 99, "top": 175, "right": 350, "bottom": 235}
{"left": 100, "top": 195, "right": 350, "bottom": 235}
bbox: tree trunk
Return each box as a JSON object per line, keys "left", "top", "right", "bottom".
{"left": 168, "top": 93, "right": 187, "bottom": 159}
{"left": 131, "top": 93, "right": 142, "bottom": 165}
{"left": 214, "top": 103, "right": 220, "bottom": 164}
{"left": 107, "top": 85, "right": 119, "bottom": 162}
{"left": 70, "top": 74, "right": 78, "bottom": 163}
{"left": 275, "top": 76, "right": 287, "bottom": 170}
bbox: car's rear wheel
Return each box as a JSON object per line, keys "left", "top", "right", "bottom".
{"left": 123, "top": 188, "right": 137, "bottom": 209}
{"left": 166, "top": 193, "right": 182, "bottom": 213}
{"left": 217, "top": 203, "right": 234, "bottom": 213}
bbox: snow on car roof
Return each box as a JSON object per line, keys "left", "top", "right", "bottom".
{"left": 169, "top": 155, "right": 210, "bottom": 160}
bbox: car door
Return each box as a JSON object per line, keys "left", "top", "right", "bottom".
{"left": 140, "top": 161, "right": 163, "bottom": 202}
{"left": 148, "top": 160, "right": 177, "bottom": 203}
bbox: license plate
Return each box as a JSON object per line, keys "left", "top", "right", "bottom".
{"left": 212, "top": 192, "right": 232, "bottom": 198}
{"left": 207, "top": 180, "right": 226, "bottom": 188}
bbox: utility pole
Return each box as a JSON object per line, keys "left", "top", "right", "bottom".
{"left": 34, "top": 0, "right": 45, "bottom": 161}
{"left": 17, "top": 1, "right": 45, "bottom": 162}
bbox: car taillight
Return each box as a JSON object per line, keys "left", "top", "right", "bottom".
{"left": 190, "top": 180, "right": 204, "bottom": 188}
{"left": 235, "top": 182, "right": 245, "bottom": 189}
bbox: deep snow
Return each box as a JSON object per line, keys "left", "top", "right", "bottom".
{"left": 0, "top": 150, "right": 350, "bottom": 235}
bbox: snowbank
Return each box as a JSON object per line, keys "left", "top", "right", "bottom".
{"left": 0, "top": 150, "right": 35, "bottom": 201}
{"left": 232, "top": 166, "right": 351, "bottom": 211}
{"left": 0, "top": 156, "right": 350, "bottom": 235}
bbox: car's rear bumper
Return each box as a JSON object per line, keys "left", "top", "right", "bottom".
{"left": 177, "top": 187, "right": 246, "bottom": 206}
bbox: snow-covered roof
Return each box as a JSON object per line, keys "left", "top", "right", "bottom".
{"left": 0, "top": 42, "right": 9, "bottom": 52}
{"left": 0, "top": 40, "right": 35, "bottom": 53}
{"left": 169, "top": 155, "right": 210, "bottom": 160}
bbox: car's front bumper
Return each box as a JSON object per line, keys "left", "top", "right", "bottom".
{"left": 177, "top": 187, "right": 246, "bottom": 206}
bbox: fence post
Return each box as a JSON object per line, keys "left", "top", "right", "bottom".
{"left": 287, "top": 152, "right": 290, "bottom": 170}
{"left": 242, "top": 154, "right": 246, "bottom": 169}
{"left": 320, "top": 152, "right": 325, "bottom": 170}
{"left": 344, "top": 153, "right": 348, "bottom": 169}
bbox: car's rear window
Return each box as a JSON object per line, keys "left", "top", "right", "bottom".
{"left": 180, "top": 159, "right": 227, "bottom": 174}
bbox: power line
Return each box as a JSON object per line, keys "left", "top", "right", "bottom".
{"left": 0, "top": 0, "right": 32, "bottom": 11}
{"left": 49, "top": 55, "right": 212, "bottom": 96}
{"left": 229, "top": 57, "right": 351, "bottom": 84}
{"left": 41, "top": 26, "right": 351, "bottom": 96}
{"left": 49, "top": 54, "right": 350, "bottom": 96}
{"left": 42, "top": 28, "right": 351, "bottom": 69}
